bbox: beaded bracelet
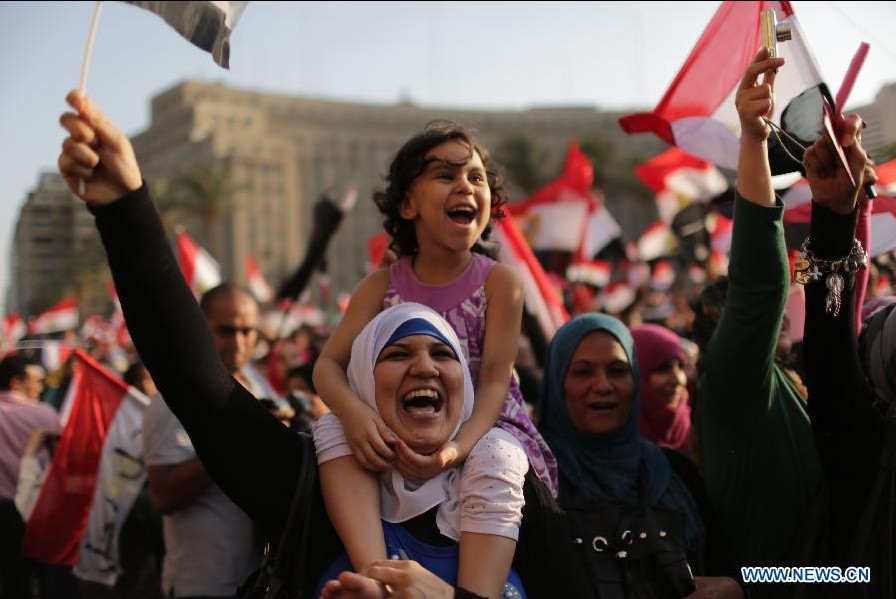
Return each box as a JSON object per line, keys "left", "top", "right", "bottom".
{"left": 793, "top": 236, "right": 867, "bottom": 317}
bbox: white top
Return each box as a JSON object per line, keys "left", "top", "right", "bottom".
{"left": 313, "top": 303, "right": 527, "bottom": 541}
{"left": 143, "top": 395, "right": 262, "bottom": 597}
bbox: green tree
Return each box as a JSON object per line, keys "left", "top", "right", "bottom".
{"left": 580, "top": 133, "right": 654, "bottom": 202}
{"left": 161, "top": 160, "right": 241, "bottom": 259}
{"left": 495, "top": 133, "right": 546, "bottom": 196}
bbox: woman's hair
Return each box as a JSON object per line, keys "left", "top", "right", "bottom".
{"left": 374, "top": 120, "right": 508, "bottom": 256}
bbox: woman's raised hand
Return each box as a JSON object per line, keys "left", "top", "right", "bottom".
{"left": 735, "top": 48, "right": 785, "bottom": 144}
{"left": 58, "top": 91, "right": 142, "bottom": 205}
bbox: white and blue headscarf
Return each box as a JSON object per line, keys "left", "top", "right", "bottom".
{"left": 347, "top": 302, "right": 474, "bottom": 540}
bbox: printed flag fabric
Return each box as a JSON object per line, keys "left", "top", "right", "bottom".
{"left": 619, "top": 1, "right": 831, "bottom": 176}
{"left": 246, "top": 255, "right": 274, "bottom": 304}
{"left": 73, "top": 380, "right": 150, "bottom": 587}
{"left": 29, "top": 298, "right": 79, "bottom": 335}
{"left": 176, "top": 229, "right": 222, "bottom": 296}
{"left": 635, "top": 148, "right": 729, "bottom": 223}
{"left": 494, "top": 216, "right": 569, "bottom": 342}
{"left": 21, "top": 351, "right": 139, "bottom": 566}
{"left": 121, "top": 1, "right": 248, "bottom": 68}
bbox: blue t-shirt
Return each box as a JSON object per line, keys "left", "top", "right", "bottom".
{"left": 315, "top": 521, "right": 526, "bottom": 598}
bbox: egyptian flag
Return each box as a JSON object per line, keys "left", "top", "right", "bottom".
{"left": 22, "top": 351, "right": 148, "bottom": 567}
{"left": 635, "top": 148, "right": 729, "bottom": 223}
{"left": 599, "top": 282, "right": 636, "bottom": 316}
{"left": 875, "top": 158, "right": 896, "bottom": 196}
{"left": 620, "top": 1, "right": 831, "bottom": 176}
{"left": 120, "top": 1, "right": 248, "bottom": 68}
{"left": 651, "top": 260, "right": 676, "bottom": 292}
{"left": 368, "top": 233, "right": 391, "bottom": 272}
{"left": 638, "top": 221, "right": 678, "bottom": 262}
{"left": 29, "top": 298, "right": 79, "bottom": 335}
{"left": 566, "top": 260, "right": 612, "bottom": 289}
{"left": 176, "top": 229, "right": 222, "bottom": 296}
{"left": 2, "top": 313, "right": 25, "bottom": 350}
{"left": 493, "top": 216, "right": 569, "bottom": 344}
{"left": 246, "top": 255, "right": 274, "bottom": 304}
{"left": 511, "top": 139, "right": 597, "bottom": 254}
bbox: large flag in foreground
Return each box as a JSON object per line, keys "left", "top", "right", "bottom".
{"left": 73, "top": 375, "right": 150, "bottom": 586}
{"left": 22, "top": 351, "right": 148, "bottom": 567}
{"left": 176, "top": 229, "right": 222, "bottom": 296}
{"left": 619, "top": 1, "right": 830, "bottom": 176}
{"left": 121, "top": 1, "right": 248, "bottom": 68}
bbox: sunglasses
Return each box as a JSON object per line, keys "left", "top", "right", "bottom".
{"left": 215, "top": 325, "right": 257, "bottom": 337}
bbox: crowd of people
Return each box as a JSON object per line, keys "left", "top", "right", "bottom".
{"left": 0, "top": 48, "right": 891, "bottom": 599}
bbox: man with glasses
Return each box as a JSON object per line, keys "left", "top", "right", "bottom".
{"left": 143, "top": 283, "right": 273, "bottom": 598}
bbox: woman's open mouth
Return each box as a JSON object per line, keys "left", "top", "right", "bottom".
{"left": 402, "top": 388, "right": 444, "bottom": 414}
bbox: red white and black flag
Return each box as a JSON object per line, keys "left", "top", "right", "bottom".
{"left": 620, "top": 1, "right": 831, "bottom": 176}
{"left": 120, "top": 1, "right": 248, "bottom": 68}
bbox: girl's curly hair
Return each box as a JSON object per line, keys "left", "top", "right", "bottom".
{"left": 373, "top": 120, "right": 507, "bottom": 256}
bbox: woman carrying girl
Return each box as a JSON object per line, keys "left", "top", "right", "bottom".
{"left": 313, "top": 121, "right": 557, "bottom": 599}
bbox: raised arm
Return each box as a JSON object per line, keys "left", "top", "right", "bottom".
{"left": 58, "top": 92, "right": 302, "bottom": 536}
{"left": 703, "top": 50, "right": 788, "bottom": 416}
{"left": 802, "top": 116, "right": 883, "bottom": 531}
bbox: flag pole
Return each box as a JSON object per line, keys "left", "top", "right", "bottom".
{"left": 77, "top": 1, "right": 104, "bottom": 195}
{"left": 79, "top": 1, "right": 104, "bottom": 93}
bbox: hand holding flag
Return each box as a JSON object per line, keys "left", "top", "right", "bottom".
{"left": 803, "top": 114, "right": 873, "bottom": 215}
{"left": 59, "top": 92, "right": 142, "bottom": 204}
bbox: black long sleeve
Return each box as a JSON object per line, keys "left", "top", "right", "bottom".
{"left": 91, "top": 185, "right": 306, "bottom": 539}
{"left": 803, "top": 201, "right": 884, "bottom": 549}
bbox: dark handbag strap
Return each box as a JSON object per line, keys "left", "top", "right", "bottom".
{"left": 247, "top": 432, "right": 318, "bottom": 599}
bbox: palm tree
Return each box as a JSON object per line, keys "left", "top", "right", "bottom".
{"left": 163, "top": 160, "right": 242, "bottom": 259}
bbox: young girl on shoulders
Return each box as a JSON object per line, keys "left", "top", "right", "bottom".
{"left": 313, "top": 121, "right": 557, "bottom": 599}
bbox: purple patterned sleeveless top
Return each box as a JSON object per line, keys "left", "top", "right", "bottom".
{"left": 385, "top": 254, "right": 558, "bottom": 495}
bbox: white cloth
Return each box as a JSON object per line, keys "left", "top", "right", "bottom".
{"left": 314, "top": 302, "right": 527, "bottom": 541}
{"left": 143, "top": 395, "right": 261, "bottom": 597}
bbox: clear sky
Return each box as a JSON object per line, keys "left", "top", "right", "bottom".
{"left": 2, "top": 1, "right": 895, "bottom": 315}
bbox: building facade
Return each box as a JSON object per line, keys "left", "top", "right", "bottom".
{"left": 7, "top": 173, "right": 100, "bottom": 317}
{"left": 130, "top": 81, "right": 663, "bottom": 302}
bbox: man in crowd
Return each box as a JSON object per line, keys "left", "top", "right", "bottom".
{"left": 143, "top": 283, "right": 272, "bottom": 598}
{"left": 0, "top": 355, "right": 60, "bottom": 597}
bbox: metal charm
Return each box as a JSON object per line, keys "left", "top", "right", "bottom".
{"left": 825, "top": 272, "right": 844, "bottom": 317}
